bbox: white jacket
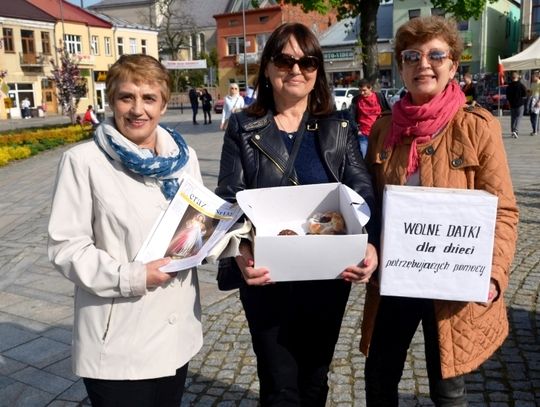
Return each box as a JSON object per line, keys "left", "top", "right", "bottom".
{"left": 48, "top": 139, "right": 203, "bottom": 380}
{"left": 221, "top": 94, "right": 245, "bottom": 124}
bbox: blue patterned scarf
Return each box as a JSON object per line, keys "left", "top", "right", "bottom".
{"left": 94, "top": 118, "right": 190, "bottom": 199}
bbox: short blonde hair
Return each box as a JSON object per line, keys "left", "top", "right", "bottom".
{"left": 106, "top": 54, "right": 171, "bottom": 105}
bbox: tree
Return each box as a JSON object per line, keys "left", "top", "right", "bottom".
{"left": 283, "top": 0, "right": 498, "bottom": 83}
{"left": 50, "top": 47, "right": 87, "bottom": 124}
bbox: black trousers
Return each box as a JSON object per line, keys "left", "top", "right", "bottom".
{"left": 365, "top": 296, "right": 468, "bottom": 407}
{"left": 240, "top": 279, "right": 351, "bottom": 407}
{"left": 83, "top": 364, "right": 188, "bottom": 407}
{"left": 191, "top": 104, "right": 198, "bottom": 123}
{"left": 203, "top": 108, "right": 211, "bottom": 123}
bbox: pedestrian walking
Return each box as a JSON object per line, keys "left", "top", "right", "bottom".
{"left": 48, "top": 54, "right": 204, "bottom": 407}
{"left": 349, "top": 78, "right": 390, "bottom": 157}
{"left": 21, "top": 97, "right": 31, "bottom": 119}
{"left": 361, "top": 16, "right": 519, "bottom": 406}
{"left": 200, "top": 88, "right": 213, "bottom": 125}
{"left": 461, "top": 72, "right": 477, "bottom": 106}
{"left": 220, "top": 84, "right": 244, "bottom": 130}
{"left": 506, "top": 71, "right": 528, "bottom": 138}
{"left": 83, "top": 105, "right": 100, "bottom": 128}
{"left": 528, "top": 71, "right": 540, "bottom": 136}
{"left": 215, "top": 22, "right": 378, "bottom": 407}
{"left": 189, "top": 87, "right": 200, "bottom": 125}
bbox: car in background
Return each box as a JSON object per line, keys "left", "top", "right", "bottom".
{"left": 484, "top": 85, "right": 509, "bottom": 111}
{"left": 380, "top": 88, "right": 399, "bottom": 105}
{"left": 214, "top": 99, "right": 224, "bottom": 114}
{"left": 389, "top": 86, "right": 407, "bottom": 106}
{"left": 333, "top": 87, "right": 359, "bottom": 110}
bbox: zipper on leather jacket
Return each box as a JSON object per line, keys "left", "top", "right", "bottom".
{"left": 102, "top": 298, "right": 115, "bottom": 341}
{"left": 251, "top": 136, "right": 299, "bottom": 185}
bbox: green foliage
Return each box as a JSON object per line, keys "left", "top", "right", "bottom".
{"left": 429, "top": 0, "right": 498, "bottom": 20}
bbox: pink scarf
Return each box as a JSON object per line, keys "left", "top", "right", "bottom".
{"left": 385, "top": 80, "right": 465, "bottom": 176}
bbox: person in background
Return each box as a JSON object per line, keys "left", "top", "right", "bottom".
{"left": 189, "top": 86, "right": 200, "bottom": 125}
{"left": 349, "top": 78, "right": 390, "bottom": 157}
{"left": 200, "top": 88, "right": 213, "bottom": 125}
{"left": 506, "top": 71, "right": 528, "bottom": 138}
{"left": 216, "top": 22, "right": 378, "bottom": 406}
{"left": 528, "top": 71, "right": 540, "bottom": 136}
{"left": 48, "top": 54, "right": 204, "bottom": 407}
{"left": 83, "top": 105, "right": 100, "bottom": 128}
{"left": 21, "top": 97, "right": 31, "bottom": 119}
{"left": 361, "top": 16, "right": 518, "bottom": 406}
{"left": 461, "top": 72, "right": 477, "bottom": 106}
{"left": 220, "top": 83, "right": 245, "bottom": 130}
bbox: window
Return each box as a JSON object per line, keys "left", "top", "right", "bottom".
{"left": 21, "top": 30, "right": 35, "bottom": 55}
{"left": 199, "top": 33, "right": 205, "bottom": 54}
{"left": 41, "top": 32, "right": 51, "bottom": 54}
{"left": 408, "top": 9, "right": 421, "bottom": 20}
{"left": 2, "top": 28, "right": 14, "bottom": 52}
{"left": 229, "top": 19, "right": 239, "bottom": 26}
{"left": 259, "top": 16, "right": 269, "bottom": 23}
{"left": 256, "top": 33, "right": 270, "bottom": 52}
{"left": 227, "top": 36, "right": 244, "bottom": 55}
{"left": 117, "top": 37, "right": 124, "bottom": 55}
{"left": 64, "top": 34, "right": 82, "bottom": 54}
{"left": 431, "top": 8, "right": 445, "bottom": 17}
{"left": 191, "top": 33, "right": 198, "bottom": 59}
{"left": 129, "top": 38, "right": 137, "bottom": 54}
{"left": 457, "top": 20, "right": 469, "bottom": 31}
{"left": 104, "top": 37, "right": 112, "bottom": 56}
{"left": 141, "top": 39, "right": 147, "bottom": 55}
{"left": 533, "top": 0, "right": 540, "bottom": 35}
{"left": 91, "top": 35, "right": 99, "bottom": 55}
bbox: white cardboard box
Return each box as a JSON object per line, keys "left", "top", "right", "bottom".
{"left": 380, "top": 185, "right": 498, "bottom": 302}
{"left": 236, "top": 183, "right": 371, "bottom": 281}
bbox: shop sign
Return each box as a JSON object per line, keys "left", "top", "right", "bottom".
{"left": 162, "top": 60, "right": 207, "bottom": 70}
{"left": 324, "top": 49, "right": 354, "bottom": 61}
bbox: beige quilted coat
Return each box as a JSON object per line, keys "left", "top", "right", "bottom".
{"left": 360, "top": 106, "right": 519, "bottom": 378}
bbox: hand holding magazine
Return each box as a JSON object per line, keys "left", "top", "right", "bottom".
{"left": 136, "top": 175, "right": 243, "bottom": 272}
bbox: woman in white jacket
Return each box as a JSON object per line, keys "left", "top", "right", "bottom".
{"left": 220, "top": 83, "right": 245, "bottom": 130}
{"left": 48, "top": 54, "right": 203, "bottom": 407}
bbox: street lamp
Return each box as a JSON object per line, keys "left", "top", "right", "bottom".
{"left": 242, "top": 0, "right": 248, "bottom": 91}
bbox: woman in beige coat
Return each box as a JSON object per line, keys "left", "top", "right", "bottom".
{"left": 48, "top": 54, "right": 203, "bottom": 407}
{"left": 361, "top": 17, "right": 518, "bottom": 406}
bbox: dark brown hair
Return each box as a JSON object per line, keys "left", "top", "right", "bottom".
{"left": 106, "top": 54, "right": 170, "bottom": 106}
{"left": 246, "top": 22, "right": 333, "bottom": 117}
{"left": 394, "top": 16, "right": 463, "bottom": 70}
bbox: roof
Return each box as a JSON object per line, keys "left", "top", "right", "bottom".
{"left": 90, "top": 10, "right": 157, "bottom": 31}
{"left": 226, "top": 0, "right": 277, "bottom": 12}
{"left": 90, "top": 0, "right": 229, "bottom": 28}
{"left": 319, "top": 3, "right": 393, "bottom": 47}
{"left": 500, "top": 36, "right": 540, "bottom": 70}
{"left": 27, "top": 0, "right": 112, "bottom": 27}
{"left": 0, "top": 0, "right": 56, "bottom": 23}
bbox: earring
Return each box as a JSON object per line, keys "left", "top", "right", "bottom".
{"left": 265, "top": 78, "right": 270, "bottom": 88}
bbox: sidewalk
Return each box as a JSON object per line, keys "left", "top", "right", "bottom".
{"left": 0, "top": 111, "right": 538, "bottom": 406}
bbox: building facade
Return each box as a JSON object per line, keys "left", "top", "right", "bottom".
{"left": 213, "top": 0, "right": 336, "bottom": 97}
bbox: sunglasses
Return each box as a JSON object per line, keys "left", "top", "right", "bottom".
{"left": 401, "top": 49, "right": 450, "bottom": 67}
{"left": 271, "top": 53, "right": 320, "bottom": 73}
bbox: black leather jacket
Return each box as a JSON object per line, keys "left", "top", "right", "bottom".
{"left": 215, "top": 109, "right": 379, "bottom": 242}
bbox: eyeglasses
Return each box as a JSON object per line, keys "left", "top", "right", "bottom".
{"left": 271, "top": 53, "right": 319, "bottom": 73}
{"left": 401, "top": 49, "right": 450, "bottom": 67}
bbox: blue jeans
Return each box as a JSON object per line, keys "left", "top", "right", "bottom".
{"left": 510, "top": 105, "right": 524, "bottom": 134}
{"left": 358, "top": 134, "right": 368, "bottom": 158}
{"left": 530, "top": 111, "right": 538, "bottom": 134}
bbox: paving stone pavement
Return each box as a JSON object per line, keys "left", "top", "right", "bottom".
{"left": 0, "top": 110, "right": 538, "bottom": 406}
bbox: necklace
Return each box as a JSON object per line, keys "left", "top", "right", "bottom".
{"left": 275, "top": 114, "right": 299, "bottom": 139}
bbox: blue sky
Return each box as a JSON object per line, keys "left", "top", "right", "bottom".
{"left": 67, "top": 0, "right": 101, "bottom": 7}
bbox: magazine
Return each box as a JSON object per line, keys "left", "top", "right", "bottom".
{"left": 135, "top": 174, "right": 243, "bottom": 272}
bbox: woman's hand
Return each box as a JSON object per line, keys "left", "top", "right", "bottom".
{"left": 145, "top": 257, "right": 177, "bottom": 288}
{"left": 235, "top": 240, "right": 272, "bottom": 286}
{"left": 486, "top": 278, "right": 499, "bottom": 304}
{"left": 341, "top": 243, "right": 378, "bottom": 284}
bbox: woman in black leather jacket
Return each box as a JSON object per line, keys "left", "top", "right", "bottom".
{"left": 215, "top": 22, "right": 379, "bottom": 407}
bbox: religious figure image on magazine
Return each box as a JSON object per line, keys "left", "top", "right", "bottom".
{"left": 166, "top": 208, "right": 217, "bottom": 259}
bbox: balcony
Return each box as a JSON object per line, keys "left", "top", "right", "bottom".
{"left": 19, "top": 52, "right": 47, "bottom": 67}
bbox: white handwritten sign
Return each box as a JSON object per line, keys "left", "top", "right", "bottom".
{"left": 379, "top": 185, "right": 498, "bottom": 302}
